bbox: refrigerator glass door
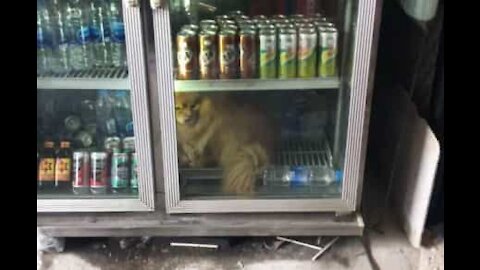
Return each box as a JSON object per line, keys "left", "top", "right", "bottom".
{"left": 154, "top": 0, "right": 376, "bottom": 213}
{"left": 37, "top": 0, "right": 154, "bottom": 212}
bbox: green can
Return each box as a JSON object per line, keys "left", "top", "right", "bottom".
{"left": 278, "top": 27, "right": 298, "bottom": 78}
{"left": 318, "top": 27, "right": 338, "bottom": 77}
{"left": 130, "top": 152, "right": 138, "bottom": 191}
{"left": 297, "top": 27, "right": 318, "bottom": 78}
{"left": 111, "top": 152, "right": 129, "bottom": 191}
{"left": 259, "top": 28, "right": 277, "bottom": 79}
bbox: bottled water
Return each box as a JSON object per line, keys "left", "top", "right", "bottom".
{"left": 64, "top": 0, "right": 94, "bottom": 70}
{"left": 113, "top": 91, "right": 132, "bottom": 138}
{"left": 90, "top": 0, "right": 112, "bottom": 68}
{"left": 109, "top": 0, "right": 127, "bottom": 68}
{"left": 96, "top": 90, "right": 117, "bottom": 146}
{"left": 48, "top": 0, "right": 70, "bottom": 73}
{"left": 37, "top": 0, "right": 52, "bottom": 74}
{"left": 263, "top": 165, "right": 339, "bottom": 187}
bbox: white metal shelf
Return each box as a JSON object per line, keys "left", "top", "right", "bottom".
{"left": 175, "top": 77, "right": 341, "bottom": 92}
{"left": 37, "top": 67, "right": 130, "bottom": 90}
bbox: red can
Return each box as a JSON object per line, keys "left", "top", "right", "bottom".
{"left": 176, "top": 29, "right": 198, "bottom": 80}
{"left": 239, "top": 28, "right": 257, "bottom": 79}
{"left": 73, "top": 151, "right": 90, "bottom": 194}
{"left": 90, "top": 152, "right": 108, "bottom": 194}
{"left": 218, "top": 29, "right": 239, "bottom": 79}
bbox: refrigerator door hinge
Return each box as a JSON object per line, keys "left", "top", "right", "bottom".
{"left": 150, "top": 0, "right": 164, "bottom": 9}
{"left": 126, "top": 0, "right": 140, "bottom": 8}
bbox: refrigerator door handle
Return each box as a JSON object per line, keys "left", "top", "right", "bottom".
{"left": 150, "top": 0, "right": 164, "bottom": 9}
{"left": 126, "top": 0, "right": 140, "bottom": 8}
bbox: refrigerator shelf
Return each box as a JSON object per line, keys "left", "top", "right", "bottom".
{"left": 175, "top": 77, "right": 341, "bottom": 92}
{"left": 179, "top": 137, "right": 341, "bottom": 199}
{"left": 37, "top": 67, "right": 129, "bottom": 90}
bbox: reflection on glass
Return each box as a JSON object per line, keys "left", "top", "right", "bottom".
{"left": 37, "top": 90, "right": 138, "bottom": 198}
{"left": 175, "top": 91, "right": 342, "bottom": 199}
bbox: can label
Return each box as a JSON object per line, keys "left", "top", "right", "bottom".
{"left": 73, "top": 152, "right": 89, "bottom": 187}
{"left": 130, "top": 153, "right": 138, "bottom": 189}
{"left": 278, "top": 31, "right": 297, "bottom": 78}
{"left": 199, "top": 32, "right": 218, "bottom": 79}
{"left": 55, "top": 158, "right": 71, "bottom": 182}
{"left": 176, "top": 31, "right": 198, "bottom": 80}
{"left": 297, "top": 30, "right": 317, "bottom": 78}
{"left": 259, "top": 32, "right": 277, "bottom": 78}
{"left": 90, "top": 152, "right": 108, "bottom": 187}
{"left": 240, "top": 32, "right": 257, "bottom": 79}
{"left": 319, "top": 31, "right": 338, "bottom": 77}
{"left": 38, "top": 158, "right": 55, "bottom": 181}
{"left": 219, "top": 32, "right": 239, "bottom": 79}
{"left": 111, "top": 153, "right": 129, "bottom": 188}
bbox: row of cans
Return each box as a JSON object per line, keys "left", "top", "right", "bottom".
{"left": 72, "top": 136, "right": 138, "bottom": 194}
{"left": 176, "top": 12, "right": 338, "bottom": 80}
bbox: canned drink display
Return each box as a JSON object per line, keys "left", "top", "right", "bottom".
{"left": 278, "top": 27, "right": 298, "bottom": 78}
{"left": 239, "top": 28, "right": 257, "bottom": 79}
{"left": 259, "top": 28, "right": 277, "bottom": 79}
{"left": 73, "top": 151, "right": 90, "bottom": 194}
{"left": 199, "top": 30, "right": 219, "bottom": 79}
{"left": 218, "top": 29, "right": 239, "bottom": 79}
{"left": 176, "top": 29, "right": 198, "bottom": 80}
{"left": 111, "top": 152, "right": 129, "bottom": 192}
{"left": 297, "top": 27, "right": 318, "bottom": 78}
{"left": 90, "top": 152, "right": 108, "bottom": 194}
{"left": 130, "top": 152, "right": 138, "bottom": 191}
{"left": 318, "top": 27, "right": 338, "bottom": 77}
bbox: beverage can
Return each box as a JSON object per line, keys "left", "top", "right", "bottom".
{"left": 111, "top": 152, "right": 129, "bottom": 190}
{"left": 199, "top": 30, "right": 219, "bottom": 79}
{"left": 122, "top": 137, "right": 136, "bottom": 153}
{"left": 215, "top": 15, "right": 232, "bottom": 23}
{"left": 105, "top": 136, "right": 121, "bottom": 152}
{"left": 130, "top": 152, "right": 138, "bottom": 190}
{"left": 90, "top": 152, "right": 108, "bottom": 192}
{"left": 199, "top": 19, "right": 217, "bottom": 30}
{"left": 318, "top": 27, "right": 338, "bottom": 77}
{"left": 239, "top": 28, "right": 257, "bottom": 79}
{"left": 259, "top": 28, "right": 277, "bottom": 79}
{"left": 64, "top": 115, "right": 82, "bottom": 132}
{"left": 54, "top": 141, "right": 72, "bottom": 185}
{"left": 73, "top": 151, "right": 90, "bottom": 191}
{"left": 218, "top": 29, "right": 239, "bottom": 79}
{"left": 297, "top": 27, "right": 318, "bottom": 78}
{"left": 181, "top": 24, "right": 200, "bottom": 33}
{"left": 176, "top": 29, "right": 198, "bottom": 80}
{"left": 74, "top": 130, "right": 93, "bottom": 148}
{"left": 278, "top": 27, "right": 298, "bottom": 78}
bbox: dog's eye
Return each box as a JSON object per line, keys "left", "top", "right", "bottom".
{"left": 175, "top": 106, "right": 181, "bottom": 110}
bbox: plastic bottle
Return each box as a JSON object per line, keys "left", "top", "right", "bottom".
{"left": 64, "top": 0, "right": 94, "bottom": 70}
{"left": 96, "top": 90, "right": 117, "bottom": 146}
{"left": 37, "top": 0, "right": 52, "bottom": 74}
{"left": 48, "top": 0, "right": 70, "bottom": 73}
{"left": 113, "top": 90, "right": 132, "bottom": 138}
{"left": 90, "top": 0, "right": 112, "bottom": 68}
{"left": 109, "top": 0, "right": 127, "bottom": 68}
{"left": 263, "top": 165, "right": 340, "bottom": 187}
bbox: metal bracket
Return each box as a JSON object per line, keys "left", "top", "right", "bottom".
{"left": 150, "top": 0, "right": 164, "bottom": 9}
{"left": 126, "top": 0, "right": 140, "bottom": 8}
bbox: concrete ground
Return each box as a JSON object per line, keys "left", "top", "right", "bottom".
{"left": 37, "top": 219, "right": 444, "bottom": 270}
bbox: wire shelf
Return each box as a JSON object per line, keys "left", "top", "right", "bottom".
{"left": 37, "top": 67, "right": 129, "bottom": 90}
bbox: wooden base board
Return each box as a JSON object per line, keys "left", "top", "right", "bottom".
{"left": 37, "top": 209, "right": 364, "bottom": 238}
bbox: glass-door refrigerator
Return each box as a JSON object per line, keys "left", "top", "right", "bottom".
{"left": 151, "top": 0, "right": 379, "bottom": 214}
{"left": 37, "top": 0, "right": 155, "bottom": 212}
